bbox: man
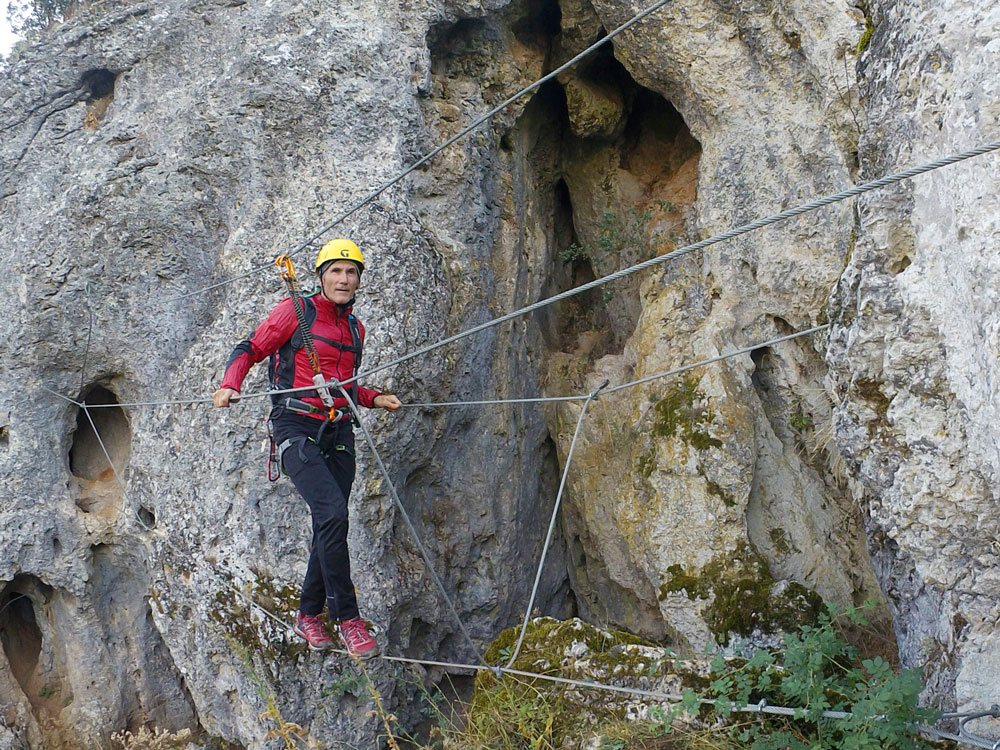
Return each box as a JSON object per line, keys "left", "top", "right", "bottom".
{"left": 213, "top": 238, "right": 401, "bottom": 658}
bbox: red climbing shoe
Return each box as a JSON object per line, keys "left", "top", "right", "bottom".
{"left": 293, "top": 612, "right": 335, "bottom": 651}
{"left": 339, "top": 616, "right": 380, "bottom": 659}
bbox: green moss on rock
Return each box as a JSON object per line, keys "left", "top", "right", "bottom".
{"left": 636, "top": 447, "right": 656, "bottom": 478}
{"left": 705, "top": 478, "right": 735, "bottom": 507}
{"left": 208, "top": 574, "right": 309, "bottom": 662}
{"left": 769, "top": 527, "right": 798, "bottom": 556}
{"left": 651, "top": 377, "right": 723, "bottom": 450}
{"left": 464, "top": 618, "right": 712, "bottom": 747}
{"left": 658, "top": 544, "right": 823, "bottom": 643}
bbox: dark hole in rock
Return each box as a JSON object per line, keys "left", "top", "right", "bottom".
{"left": 81, "top": 69, "right": 119, "bottom": 129}
{"left": 404, "top": 617, "right": 437, "bottom": 659}
{"left": 538, "top": 175, "right": 609, "bottom": 354}
{"left": 80, "top": 68, "right": 117, "bottom": 101}
{"left": 772, "top": 316, "right": 795, "bottom": 335}
{"left": 510, "top": 0, "right": 560, "bottom": 44}
{"left": 0, "top": 586, "right": 42, "bottom": 700}
{"left": 406, "top": 672, "right": 475, "bottom": 746}
{"left": 750, "top": 346, "right": 769, "bottom": 370}
{"left": 70, "top": 385, "right": 131, "bottom": 481}
{"left": 890, "top": 255, "right": 912, "bottom": 274}
{"left": 427, "top": 16, "right": 489, "bottom": 54}
{"left": 74, "top": 496, "right": 101, "bottom": 513}
{"left": 138, "top": 506, "right": 156, "bottom": 529}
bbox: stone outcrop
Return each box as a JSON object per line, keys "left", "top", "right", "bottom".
{"left": 1, "top": 0, "right": 997, "bottom": 746}
{"left": 539, "top": 0, "right": 884, "bottom": 651}
{"left": 826, "top": 0, "right": 1000, "bottom": 712}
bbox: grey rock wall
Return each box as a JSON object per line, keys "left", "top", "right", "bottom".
{"left": 538, "top": 0, "right": 884, "bottom": 651}
{"left": 826, "top": 0, "right": 1000, "bottom": 712}
{"left": 1, "top": 0, "right": 569, "bottom": 746}
{"left": 1, "top": 0, "right": 998, "bottom": 745}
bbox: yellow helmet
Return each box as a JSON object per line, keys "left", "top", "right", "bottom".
{"left": 316, "top": 238, "right": 365, "bottom": 275}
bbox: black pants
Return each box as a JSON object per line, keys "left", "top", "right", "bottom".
{"left": 273, "top": 412, "right": 358, "bottom": 621}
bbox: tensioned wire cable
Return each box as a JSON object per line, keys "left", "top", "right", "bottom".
{"left": 26, "top": 0, "right": 999, "bottom": 736}
{"left": 46, "top": 142, "right": 1000, "bottom": 746}
{"left": 43, "top": 379, "right": 1000, "bottom": 749}
{"left": 43, "top": 323, "right": 829, "bottom": 653}
{"left": 76, "top": 325, "right": 828, "bottom": 411}
{"left": 169, "top": 0, "right": 674, "bottom": 302}
{"left": 38, "top": 387, "right": 342, "bottom": 705}
{"left": 80, "top": 142, "right": 1000, "bottom": 412}
{"left": 375, "top": 652, "right": 998, "bottom": 749}
{"left": 325, "top": 140, "right": 1000, "bottom": 391}
{"left": 334, "top": 382, "right": 496, "bottom": 671}
{"left": 329, "top": 314, "right": 995, "bottom": 750}
{"left": 499, "top": 330, "right": 832, "bottom": 671}
{"left": 503, "top": 381, "right": 607, "bottom": 670}
{"left": 40, "top": 323, "right": 828, "bottom": 673}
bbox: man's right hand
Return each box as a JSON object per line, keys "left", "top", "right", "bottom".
{"left": 213, "top": 388, "right": 240, "bottom": 408}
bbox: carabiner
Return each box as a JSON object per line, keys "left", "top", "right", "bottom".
{"left": 274, "top": 254, "right": 296, "bottom": 282}
{"left": 266, "top": 418, "right": 280, "bottom": 482}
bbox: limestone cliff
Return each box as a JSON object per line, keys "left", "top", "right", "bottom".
{"left": 826, "top": 0, "right": 1000, "bottom": 713}
{"left": 0, "top": 0, "right": 997, "bottom": 747}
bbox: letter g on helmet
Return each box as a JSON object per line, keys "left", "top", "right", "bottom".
{"left": 316, "top": 238, "right": 365, "bottom": 275}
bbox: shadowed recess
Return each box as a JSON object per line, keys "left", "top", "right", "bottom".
{"left": 70, "top": 385, "right": 131, "bottom": 481}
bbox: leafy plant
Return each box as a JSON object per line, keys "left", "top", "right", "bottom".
{"left": 789, "top": 407, "right": 813, "bottom": 431}
{"left": 658, "top": 602, "right": 940, "bottom": 750}
{"left": 559, "top": 206, "right": 678, "bottom": 269}
{"left": 558, "top": 242, "right": 589, "bottom": 263}
{"left": 321, "top": 670, "right": 367, "bottom": 701}
{"left": 6, "top": 0, "right": 75, "bottom": 36}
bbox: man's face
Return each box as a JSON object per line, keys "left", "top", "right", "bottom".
{"left": 320, "top": 260, "right": 361, "bottom": 304}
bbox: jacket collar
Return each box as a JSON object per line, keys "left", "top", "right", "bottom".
{"left": 315, "top": 291, "right": 354, "bottom": 316}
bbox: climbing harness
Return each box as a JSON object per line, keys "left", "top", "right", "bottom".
{"left": 271, "top": 397, "right": 352, "bottom": 472}
{"left": 280, "top": 396, "right": 350, "bottom": 421}
{"left": 265, "top": 398, "right": 352, "bottom": 480}
{"left": 272, "top": 419, "right": 354, "bottom": 479}
{"left": 268, "top": 255, "right": 365, "bottom": 478}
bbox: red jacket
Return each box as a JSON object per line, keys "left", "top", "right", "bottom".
{"left": 221, "top": 294, "right": 380, "bottom": 417}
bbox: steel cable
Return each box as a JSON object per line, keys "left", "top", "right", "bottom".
{"left": 504, "top": 381, "right": 607, "bottom": 669}
{"left": 77, "top": 143, "right": 999, "bottom": 412}
{"left": 326, "top": 141, "right": 999, "bottom": 391}
{"left": 334, "top": 382, "right": 495, "bottom": 671}
{"left": 169, "top": 0, "right": 674, "bottom": 302}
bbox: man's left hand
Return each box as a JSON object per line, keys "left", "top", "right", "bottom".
{"left": 373, "top": 394, "right": 402, "bottom": 412}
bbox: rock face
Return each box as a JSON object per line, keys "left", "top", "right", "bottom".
{"left": 0, "top": 0, "right": 997, "bottom": 747}
{"left": 826, "top": 0, "right": 1000, "bottom": 712}
{"left": 541, "top": 0, "right": 883, "bottom": 651}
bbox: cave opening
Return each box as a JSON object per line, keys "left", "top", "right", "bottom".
{"left": 498, "top": 3, "right": 702, "bottom": 361}
{"left": 70, "top": 385, "right": 130, "bottom": 482}
{"left": 80, "top": 68, "right": 117, "bottom": 101}
{"left": 0, "top": 587, "right": 42, "bottom": 693}
{"left": 0, "top": 576, "right": 64, "bottom": 724}
{"left": 80, "top": 68, "right": 118, "bottom": 129}
{"left": 510, "top": 0, "right": 561, "bottom": 45}
{"left": 69, "top": 385, "right": 130, "bottom": 516}
{"left": 423, "top": 0, "right": 703, "bottom": 644}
